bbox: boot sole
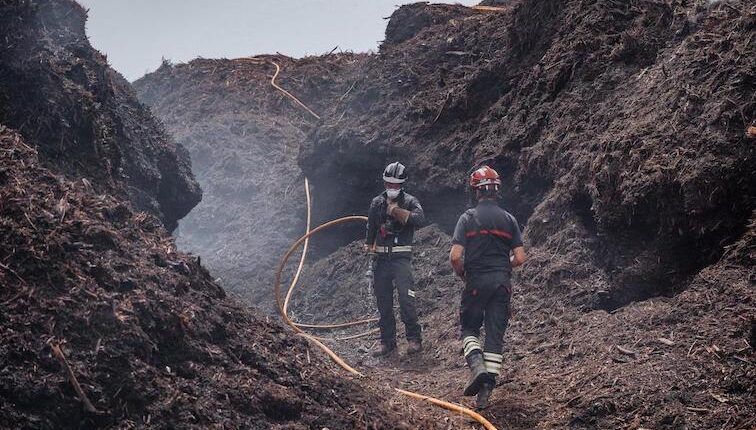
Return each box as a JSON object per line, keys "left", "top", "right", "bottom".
{"left": 371, "top": 348, "right": 397, "bottom": 358}
{"left": 475, "top": 403, "right": 490, "bottom": 411}
{"left": 463, "top": 371, "right": 489, "bottom": 396}
{"left": 476, "top": 387, "right": 493, "bottom": 410}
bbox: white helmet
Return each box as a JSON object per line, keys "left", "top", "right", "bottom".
{"left": 382, "top": 161, "right": 407, "bottom": 184}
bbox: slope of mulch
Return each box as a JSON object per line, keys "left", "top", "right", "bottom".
{"left": 0, "top": 126, "right": 443, "bottom": 430}
{"left": 288, "top": 222, "right": 755, "bottom": 429}
{"left": 0, "top": 0, "right": 199, "bottom": 230}
{"left": 289, "top": 2, "right": 754, "bottom": 427}
{"left": 0, "top": 1, "right": 448, "bottom": 427}
{"left": 133, "top": 55, "right": 363, "bottom": 307}
{"left": 122, "top": 1, "right": 753, "bottom": 427}
{"left": 300, "top": 0, "right": 755, "bottom": 309}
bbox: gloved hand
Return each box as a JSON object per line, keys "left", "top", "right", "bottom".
{"left": 386, "top": 201, "right": 398, "bottom": 216}
{"left": 388, "top": 204, "right": 411, "bottom": 224}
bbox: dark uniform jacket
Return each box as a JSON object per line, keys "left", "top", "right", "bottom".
{"left": 366, "top": 191, "right": 425, "bottom": 251}
{"left": 452, "top": 200, "right": 523, "bottom": 276}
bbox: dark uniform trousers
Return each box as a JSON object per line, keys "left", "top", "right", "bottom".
{"left": 373, "top": 254, "right": 421, "bottom": 346}
{"left": 460, "top": 271, "right": 511, "bottom": 375}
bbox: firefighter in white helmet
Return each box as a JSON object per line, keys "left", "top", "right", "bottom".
{"left": 365, "top": 162, "right": 425, "bottom": 357}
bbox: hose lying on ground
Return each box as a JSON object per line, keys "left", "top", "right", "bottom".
{"left": 282, "top": 178, "right": 379, "bottom": 334}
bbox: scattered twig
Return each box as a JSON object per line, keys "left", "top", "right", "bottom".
{"left": 720, "top": 415, "right": 733, "bottom": 430}
{"left": 49, "top": 343, "right": 101, "bottom": 414}
{"left": 445, "top": 51, "right": 471, "bottom": 56}
{"left": 686, "top": 406, "right": 710, "bottom": 413}
{"left": 721, "top": 2, "right": 741, "bottom": 14}
{"left": 1, "top": 287, "right": 28, "bottom": 306}
{"left": 616, "top": 345, "right": 637, "bottom": 356}
{"left": 687, "top": 340, "right": 697, "bottom": 357}
{"left": 0, "top": 262, "right": 27, "bottom": 285}
{"left": 709, "top": 392, "right": 728, "bottom": 404}
{"left": 432, "top": 92, "right": 451, "bottom": 123}
{"left": 339, "top": 79, "right": 358, "bottom": 101}
{"left": 24, "top": 213, "right": 38, "bottom": 231}
{"left": 747, "top": 125, "right": 756, "bottom": 138}
{"left": 56, "top": 193, "right": 70, "bottom": 222}
{"left": 705, "top": 344, "right": 722, "bottom": 359}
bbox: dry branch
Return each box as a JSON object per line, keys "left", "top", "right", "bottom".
{"left": 49, "top": 343, "right": 101, "bottom": 414}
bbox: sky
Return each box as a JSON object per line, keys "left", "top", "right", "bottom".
{"left": 77, "top": 0, "right": 478, "bottom": 82}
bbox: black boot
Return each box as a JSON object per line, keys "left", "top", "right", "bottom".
{"left": 371, "top": 343, "right": 396, "bottom": 358}
{"left": 463, "top": 351, "right": 488, "bottom": 396}
{"left": 406, "top": 339, "right": 422, "bottom": 355}
{"left": 476, "top": 375, "right": 495, "bottom": 410}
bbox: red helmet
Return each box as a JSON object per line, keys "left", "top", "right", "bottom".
{"left": 469, "top": 165, "right": 501, "bottom": 189}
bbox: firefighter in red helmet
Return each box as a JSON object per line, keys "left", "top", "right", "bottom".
{"left": 449, "top": 165, "right": 527, "bottom": 410}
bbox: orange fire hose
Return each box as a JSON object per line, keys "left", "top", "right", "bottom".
{"left": 273, "top": 180, "right": 498, "bottom": 430}
{"left": 470, "top": 5, "right": 508, "bottom": 12}
{"left": 293, "top": 318, "right": 378, "bottom": 329}
{"left": 270, "top": 61, "right": 321, "bottom": 120}
{"left": 396, "top": 388, "right": 497, "bottom": 430}
{"left": 283, "top": 179, "right": 379, "bottom": 333}
{"left": 282, "top": 177, "right": 311, "bottom": 317}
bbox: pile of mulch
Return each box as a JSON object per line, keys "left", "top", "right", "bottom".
{"left": 0, "top": 1, "right": 449, "bottom": 427}
{"left": 288, "top": 4, "right": 755, "bottom": 426}
{"left": 134, "top": 54, "right": 364, "bottom": 307}
{"left": 0, "top": 125, "right": 443, "bottom": 429}
{"left": 0, "top": 0, "right": 199, "bottom": 230}
{"left": 300, "top": 0, "right": 754, "bottom": 308}
{"left": 117, "top": 0, "right": 754, "bottom": 427}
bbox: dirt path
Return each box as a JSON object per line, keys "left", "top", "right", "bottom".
{"left": 288, "top": 224, "right": 755, "bottom": 429}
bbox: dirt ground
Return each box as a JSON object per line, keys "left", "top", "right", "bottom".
{"left": 289, "top": 223, "right": 754, "bottom": 429}
{"left": 0, "top": 126, "right": 441, "bottom": 430}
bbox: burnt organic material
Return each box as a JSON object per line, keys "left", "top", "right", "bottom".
{"left": 134, "top": 55, "right": 363, "bottom": 306}
{"left": 0, "top": 0, "right": 200, "bottom": 230}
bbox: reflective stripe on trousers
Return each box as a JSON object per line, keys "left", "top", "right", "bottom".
{"left": 459, "top": 271, "right": 511, "bottom": 375}
{"left": 374, "top": 245, "right": 412, "bottom": 253}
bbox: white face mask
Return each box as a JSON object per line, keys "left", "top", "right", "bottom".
{"left": 386, "top": 189, "right": 401, "bottom": 200}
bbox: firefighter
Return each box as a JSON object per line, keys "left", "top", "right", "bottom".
{"left": 449, "top": 165, "right": 527, "bottom": 409}
{"left": 365, "top": 162, "right": 425, "bottom": 357}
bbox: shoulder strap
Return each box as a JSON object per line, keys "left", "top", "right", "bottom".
{"left": 470, "top": 207, "right": 482, "bottom": 230}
